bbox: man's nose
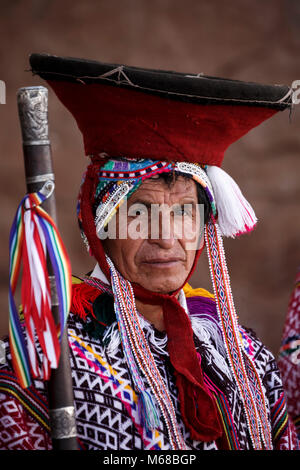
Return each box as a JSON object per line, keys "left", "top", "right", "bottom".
{"left": 148, "top": 211, "right": 176, "bottom": 248}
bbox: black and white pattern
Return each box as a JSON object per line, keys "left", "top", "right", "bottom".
{"left": 0, "top": 306, "right": 297, "bottom": 450}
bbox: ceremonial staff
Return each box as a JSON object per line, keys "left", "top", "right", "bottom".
{"left": 16, "top": 86, "right": 78, "bottom": 450}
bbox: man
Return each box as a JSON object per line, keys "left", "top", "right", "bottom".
{"left": 0, "top": 54, "right": 298, "bottom": 450}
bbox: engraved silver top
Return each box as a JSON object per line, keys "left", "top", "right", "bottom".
{"left": 49, "top": 406, "right": 77, "bottom": 440}
{"left": 17, "top": 86, "right": 50, "bottom": 145}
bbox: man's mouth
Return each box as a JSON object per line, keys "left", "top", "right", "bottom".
{"left": 141, "top": 258, "right": 184, "bottom": 268}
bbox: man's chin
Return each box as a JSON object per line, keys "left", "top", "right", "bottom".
{"left": 130, "top": 263, "right": 190, "bottom": 294}
{"left": 137, "top": 275, "right": 185, "bottom": 295}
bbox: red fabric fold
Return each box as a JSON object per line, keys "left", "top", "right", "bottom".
{"left": 48, "top": 80, "right": 278, "bottom": 168}
{"left": 133, "top": 285, "right": 223, "bottom": 442}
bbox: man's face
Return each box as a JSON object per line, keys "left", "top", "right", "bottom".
{"left": 102, "top": 176, "right": 201, "bottom": 293}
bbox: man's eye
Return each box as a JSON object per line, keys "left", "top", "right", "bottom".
{"left": 174, "top": 205, "right": 192, "bottom": 216}
{"left": 136, "top": 209, "right": 146, "bottom": 216}
{"left": 128, "top": 203, "right": 148, "bottom": 217}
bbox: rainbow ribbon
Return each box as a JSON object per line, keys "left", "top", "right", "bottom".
{"left": 8, "top": 188, "right": 72, "bottom": 388}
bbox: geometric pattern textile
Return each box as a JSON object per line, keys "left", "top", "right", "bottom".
{"left": 278, "top": 268, "right": 300, "bottom": 439}
{"left": 0, "top": 294, "right": 298, "bottom": 450}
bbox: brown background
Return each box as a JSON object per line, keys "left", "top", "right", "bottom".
{"left": 0, "top": 0, "right": 299, "bottom": 355}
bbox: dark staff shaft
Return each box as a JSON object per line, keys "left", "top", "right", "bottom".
{"left": 17, "top": 87, "right": 78, "bottom": 450}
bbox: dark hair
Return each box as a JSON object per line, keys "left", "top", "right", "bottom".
{"left": 156, "top": 172, "right": 212, "bottom": 224}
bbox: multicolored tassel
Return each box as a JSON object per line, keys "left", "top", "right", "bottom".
{"left": 8, "top": 183, "right": 72, "bottom": 388}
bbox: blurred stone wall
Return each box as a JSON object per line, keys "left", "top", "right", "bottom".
{"left": 0, "top": 0, "right": 299, "bottom": 354}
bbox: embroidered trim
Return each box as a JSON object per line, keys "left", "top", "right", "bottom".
{"left": 271, "top": 393, "right": 289, "bottom": 443}
{"left": 204, "top": 373, "right": 240, "bottom": 450}
{"left": 98, "top": 161, "right": 170, "bottom": 180}
{"left": 95, "top": 181, "right": 134, "bottom": 236}
{"left": 175, "top": 162, "right": 216, "bottom": 215}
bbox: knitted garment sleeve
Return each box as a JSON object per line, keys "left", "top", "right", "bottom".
{"left": 240, "top": 326, "right": 299, "bottom": 450}
{"left": 0, "top": 336, "right": 52, "bottom": 450}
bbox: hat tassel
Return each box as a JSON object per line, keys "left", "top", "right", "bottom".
{"left": 206, "top": 165, "right": 257, "bottom": 238}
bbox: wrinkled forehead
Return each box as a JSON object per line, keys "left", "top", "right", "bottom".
{"left": 128, "top": 174, "right": 198, "bottom": 203}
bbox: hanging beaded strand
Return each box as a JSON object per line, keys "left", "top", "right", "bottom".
{"left": 205, "top": 220, "right": 273, "bottom": 449}
{"left": 106, "top": 256, "right": 187, "bottom": 450}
